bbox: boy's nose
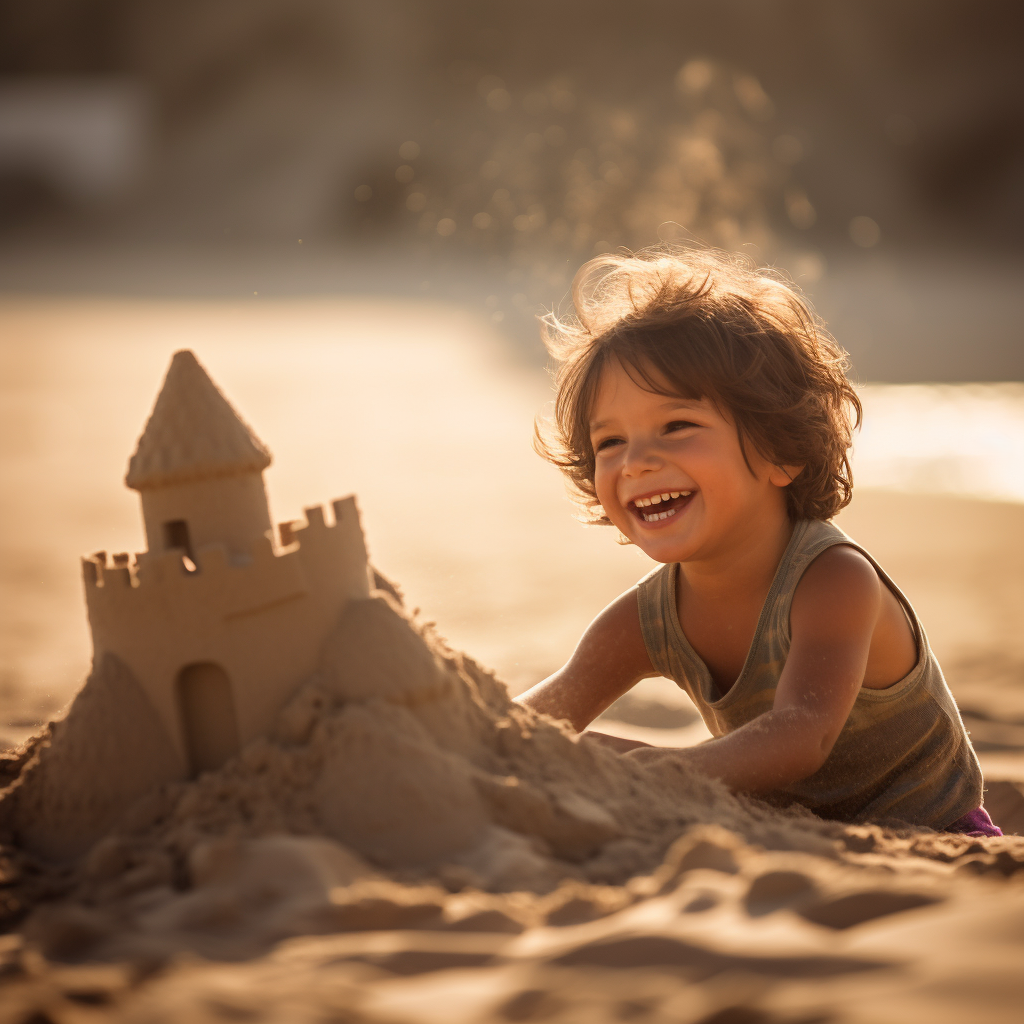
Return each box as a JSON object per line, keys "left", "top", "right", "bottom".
{"left": 621, "top": 439, "right": 662, "bottom": 476}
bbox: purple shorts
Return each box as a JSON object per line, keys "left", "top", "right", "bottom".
{"left": 945, "top": 806, "right": 1003, "bottom": 838}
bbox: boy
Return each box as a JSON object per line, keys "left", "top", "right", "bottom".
{"left": 518, "top": 249, "right": 998, "bottom": 836}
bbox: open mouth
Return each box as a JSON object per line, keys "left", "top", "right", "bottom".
{"left": 628, "top": 490, "right": 693, "bottom": 523}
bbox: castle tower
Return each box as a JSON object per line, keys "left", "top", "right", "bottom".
{"left": 82, "top": 350, "right": 372, "bottom": 779}
{"left": 126, "top": 350, "right": 274, "bottom": 562}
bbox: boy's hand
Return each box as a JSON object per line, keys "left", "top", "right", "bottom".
{"left": 581, "top": 730, "right": 654, "bottom": 754}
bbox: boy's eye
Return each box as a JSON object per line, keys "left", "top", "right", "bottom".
{"left": 665, "top": 420, "right": 697, "bottom": 433}
{"left": 594, "top": 436, "right": 624, "bottom": 452}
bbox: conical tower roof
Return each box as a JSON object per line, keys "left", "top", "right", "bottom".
{"left": 126, "top": 350, "right": 272, "bottom": 491}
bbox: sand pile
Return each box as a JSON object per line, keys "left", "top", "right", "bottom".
{"left": 1, "top": 584, "right": 1024, "bottom": 1020}
{"left": 0, "top": 589, "right": 846, "bottom": 883}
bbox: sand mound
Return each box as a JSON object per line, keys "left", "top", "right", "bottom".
{"left": 1, "top": 585, "right": 1023, "bottom": 1021}
{"left": 1, "top": 654, "right": 184, "bottom": 862}
{"left": 2, "top": 592, "right": 840, "bottom": 880}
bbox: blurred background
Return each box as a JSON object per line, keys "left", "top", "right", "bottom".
{"left": 2, "top": 1, "right": 1023, "bottom": 765}
{"left": 1, "top": 0, "right": 1022, "bottom": 373}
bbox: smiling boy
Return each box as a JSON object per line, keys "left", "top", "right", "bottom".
{"left": 517, "top": 249, "right": 999, "bottom": 835}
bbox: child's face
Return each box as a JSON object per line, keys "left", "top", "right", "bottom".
{"left": 589, "top": 359, "right": 797, "bottom": 565}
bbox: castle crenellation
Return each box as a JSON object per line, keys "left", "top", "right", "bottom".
{"left": 81, "top": 496, "right": 358, "bottom": 594}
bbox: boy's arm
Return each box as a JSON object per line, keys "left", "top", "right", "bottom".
{"left": 515, "top": 587, "right": 657, "bottom": 733}
{"left": 629, "top": 546, "right": 882, "bottom": 793}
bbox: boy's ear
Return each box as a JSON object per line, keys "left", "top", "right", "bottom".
{"left": 768, "top": 464, "right": 804, "bottom": 488}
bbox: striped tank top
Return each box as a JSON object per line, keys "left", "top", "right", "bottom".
{"left": 636, "top": 519, "right": 982, "bottom": 829}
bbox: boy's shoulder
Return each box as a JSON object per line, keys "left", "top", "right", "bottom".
{"left": 792, "top": 540, "right": 883, "bottom": 634}
{"left": 800, "top": 541, "right": 879, "bottom": 591}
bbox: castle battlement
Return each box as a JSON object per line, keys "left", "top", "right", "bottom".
{"left": 81, "top": 351, "right": 372, "bottom": 776}
{"left": 83, "top": 496, "right": 366, "bottom": 595}
{"left": 85, "top": 496, "right": 370, "bottom": 633}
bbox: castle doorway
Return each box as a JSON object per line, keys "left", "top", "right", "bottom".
{"left": 176, "top": 662, "right": 240, "bottom": 776}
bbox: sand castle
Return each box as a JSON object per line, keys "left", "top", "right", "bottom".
{"left": 1, "top": 351, "right": 392, "bottom": 861}
{"left": 81, "top": 350, "right": 373, "bottom": 777}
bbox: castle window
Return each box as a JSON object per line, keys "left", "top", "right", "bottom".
{"left": 163, "top": 519, "right": 191, "bottom": 553}
{"left": 163, "top": 519, "right": 197, "bottom": 571}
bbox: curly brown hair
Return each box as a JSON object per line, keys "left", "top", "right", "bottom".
{"left": 535, "top": 247, "right": 862, "bottom": 524}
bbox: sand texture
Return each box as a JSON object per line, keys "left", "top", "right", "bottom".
{"left": 1, "top": 583, "right": 1023, "bottom": 1023}
{"left": 1, "top": 653, "right": 185, "bottom": 863}
{"left": 2, "top": 300, "right": 1024, "bottom": 1020}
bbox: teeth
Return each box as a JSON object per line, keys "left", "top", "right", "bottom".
{"left": 634, "top": 490, "right": 691, "bottom": 509}
{"left": 642, "top": 508, "right": 678, "bottom": 522}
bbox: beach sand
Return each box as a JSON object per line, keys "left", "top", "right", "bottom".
{"left": 1, "top": 297, "right": 1023, "bottom": 1022}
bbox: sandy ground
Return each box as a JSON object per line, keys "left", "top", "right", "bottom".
{"left": 1, "top": 297, "right": 1023, "bottom": 1022}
